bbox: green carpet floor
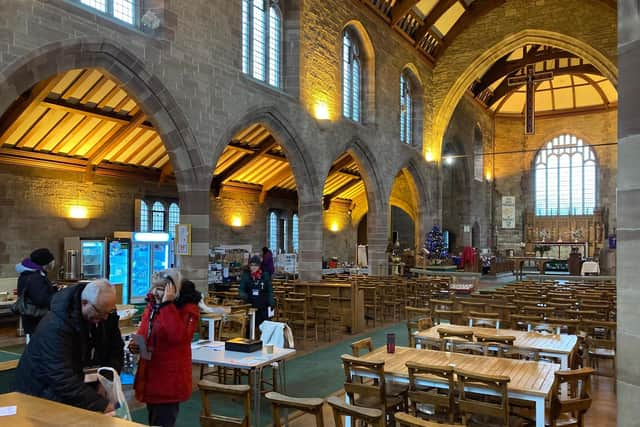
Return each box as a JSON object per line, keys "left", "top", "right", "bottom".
{"left": 131, "top": 322, "right": 408, "bottom": 426}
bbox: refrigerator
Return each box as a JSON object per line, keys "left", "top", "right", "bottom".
{"left": 108, "top": 238, "right": 131, "bottom": 304}
{"left": 115, "top": 232, "right": 172, "bottom": 303}
{"left": 79, "top": 238, "right": 107, "bottom": 280}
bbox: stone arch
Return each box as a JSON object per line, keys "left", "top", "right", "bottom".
{"left": 212, "top": 106, "right": 320, "bottom": 205}
{"left": 341, "top": 20, "right": 376, "bottom": 123}
{"left": 431, "top": 29, "right": 618, "bottom": 159}
{"left": 0, "top": 38, "right": 206, "bottom": 189}
{"left": 400, "top": 63, "right": 425, "bottom": 150}
{"left": 473, "top": 123, "right": 484, "bottom": 181}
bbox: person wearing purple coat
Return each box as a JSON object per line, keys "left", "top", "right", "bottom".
{"left": 261, "top": 246, "right": 275, "bottom": 275}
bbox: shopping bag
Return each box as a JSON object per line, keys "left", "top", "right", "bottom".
{"left": 97, "top": 367, "right": 132, "bottom": 420}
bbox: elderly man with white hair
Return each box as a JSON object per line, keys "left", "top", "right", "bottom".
{"left": 14, "top": 279, "right": 124, "bottom": 413}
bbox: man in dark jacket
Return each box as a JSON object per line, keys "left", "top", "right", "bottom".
{"left": 16, "top": 248, "right": 58, "bottom": 338}
{"left": 14, "top": 279, "right": 123, "bottom": 413}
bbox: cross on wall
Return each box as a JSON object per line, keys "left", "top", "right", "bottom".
{"left": 507, "top": 64, "right": 554, "bottom": 135}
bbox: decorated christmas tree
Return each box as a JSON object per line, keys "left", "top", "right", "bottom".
{"left": 424, "top": 225, "right": 447, "bottom": 260}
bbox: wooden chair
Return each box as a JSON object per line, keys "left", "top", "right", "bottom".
{"left": 549, "top": 368, "right": 595, "bottom": 427}
{"left": 199, "top": 314, "right": 247, "bottom": 382}
{"left": 198, "top": 380, "right": 251, "bottom": 427}
{"left": 585, "top": 337, "right": 616, "bottom": 377}
{"left": 437, "top": 327, "right": 474, "bottom": 341}
{"left": 451, "top": 341, "right": 487, "bottom": 356}
{"left": 433, "top": 309, "right": 465, "bottom": 326}
{"left": 455, "top": 369, "right": 510, "bottom": 426}
{"left": 341, "top": 354, "right": 407, "bottom": 424}
{"left": 467, "top": 311, "right": 500, "bottom": 329}
{"left": 498, "top": 345, "right": 539, "bottom": 361}
{"left": 407, "top": 317, "right": 432, "bottom": 348}
{"left": 284, "top": 297, "right": 315, "bottom": 346}
{"left": 351, "top": 337, "right": 374, "bottom": 357}
{"left": 266, "top": 392, "right": 324, "bottom": 427}
{"left": 311, "top": 293, "right": 339, "bottom": 341}
{"left": 406, "top": 362, "right": 456, "bottom": 423}
{"left": 394, "top": 411, "right": 463, "bottom": 426}
{"left": 327, "top": 396, "right": 384, "bottom": 427}
{"left": 362, "top": 286, "right": 380, "bottom": 327}
{"left": 509, "top": 314, "right": 541, "bottom": 331}
{"left": 475, "top": 333, "right": 516, "bottom": 346}
{"left": 405, "top": 306, "right": 431, "bottom": 321}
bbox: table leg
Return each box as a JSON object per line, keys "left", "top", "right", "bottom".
{"left": 534, "top": 396, "right": 545, "bottom": 427}
{"left": 253, "top": 367, "right": 261, "bottom": 427}
{"left": 206, "top": 318, "right": 217, "bottom": 341}
{"left": 250, "top": 311, "right": 256, "bottom": 339}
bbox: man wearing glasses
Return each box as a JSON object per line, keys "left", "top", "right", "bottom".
{"left": 14, "top": 279, "right": 124, "bottom": 414}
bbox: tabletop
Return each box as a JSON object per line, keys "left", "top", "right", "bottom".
{"left": 0, "top": 392, "right": 145, "bottom": 426}
{"left": 360, "top": 346, "right": 558, "bottom": 398}
{"left": 417, "top": 325, "right": 577, "bottom": 355}
{"left": 191, "top": 343, "right": 296, "bottom": 369}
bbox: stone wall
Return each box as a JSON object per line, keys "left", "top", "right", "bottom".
{"left": 441, "top": 95, "right": 494, "bottom": 252}
{"left": 493, "top": 109, "right": 618, "bottom": 253}
{"left": 0, "top": 164, "right": 177, "bottom": 277}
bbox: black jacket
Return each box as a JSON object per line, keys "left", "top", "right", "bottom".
{"left": 14, "top": 284, "right": 124, "bottom": 412}
{"left": 17, "top": 270, "right": 57, "bottom": 334}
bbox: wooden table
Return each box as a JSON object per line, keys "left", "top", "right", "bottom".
{"left": 416, "top": 325, "right": 577, "bottom": 369}
{"left": 359, "top": 346, "right": 558, "bottom": 427}
{"left": 0, "top": 392, "right": 145, "bottom": 426}
{"left": 508, "top": 257, "right": 554, "bottom": 279}
{"left": 192, "top": 343, "right": 296, "bottom": 427}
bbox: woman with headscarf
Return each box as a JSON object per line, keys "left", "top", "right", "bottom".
{"left": 128, "top": 269, "right": 199, "bottom": 427}
{"left": 239, "top": 255, "right": 274, "bottom": 330}
{"left": 15, "top": 248, "right": 58, "bottom": 341}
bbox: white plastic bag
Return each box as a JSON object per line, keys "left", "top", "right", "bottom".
{"left": 97, "top": 367, "right": 132, "bottom": 420}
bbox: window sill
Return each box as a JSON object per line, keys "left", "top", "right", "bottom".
{"left": 240, "top": 74, "right": 295, "bottom": 101}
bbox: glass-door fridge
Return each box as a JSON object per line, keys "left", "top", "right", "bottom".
{"left": 80, "top": 239, "right": 106, "bottom": 280}
{"left": 108, "top": 238, "right": 131, "bottom": 304}
{"left": 130, "top": 232, "right": 171, "bottom": 303}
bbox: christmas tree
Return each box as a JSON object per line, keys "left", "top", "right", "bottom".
{"left": 424, "top": 225, "right": 447, "bottom": 260}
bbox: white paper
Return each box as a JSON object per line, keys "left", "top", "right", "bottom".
{"left": 0, "top": 406, "right": 17, "bottom": 416}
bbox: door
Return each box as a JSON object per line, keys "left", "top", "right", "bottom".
{"left": 151, "top": 242, "right": 169, "bottom": 273}
{"left": 108, "top": 239, "right": 131, "bottom": 304}
{"left": 81, "top": 240, "right": 105, "bottom": 279}
{"left": 131, "top": 242, "right": 151, "bottom": 303}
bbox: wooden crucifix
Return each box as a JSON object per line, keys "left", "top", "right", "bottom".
{"left": 508, "top": 64, "right": 553, "bottom": 134}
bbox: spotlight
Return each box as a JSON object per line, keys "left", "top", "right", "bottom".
{"left": 444, "top": 156, "right": 454, "bottom": 165}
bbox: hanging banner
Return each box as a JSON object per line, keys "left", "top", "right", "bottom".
{"left": 501, "top": 196, "right": 516, "bottom": 229}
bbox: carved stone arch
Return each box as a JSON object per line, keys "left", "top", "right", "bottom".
{"left": 0, "top": 38, "right": 206, "bottom": 189}
{"left": 212, "top": 106, "right": 320, "bottom": 205}
{"left": 341, "top": 20, "right": 376, "bottom": 123}
{"left": 431, "top": 29, "right": 618, "bottom": 159}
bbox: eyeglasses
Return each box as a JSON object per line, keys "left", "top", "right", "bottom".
{"left": 90, "top": 302, "right": 115, "bottom": 317}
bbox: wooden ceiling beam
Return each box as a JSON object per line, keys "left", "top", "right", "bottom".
{"left": 414, "top": 0, "right": 458, "bottom": 43}
{"left": 259, "top": 166, "right": 293, "bottom": 203}
{"left": 391, "top": 0, "right": 419, "bottom": 26}
{"left": 487, "top": 63, "right": 602, "bottom": 106}
{"left": 211, "top": 136, "right": 278, "bottom": 196}
{"left": 159, "top": 161, "right": 173, "bottom": 183}
{"left": 437, "top": 0, "right": 506, "bottom": 57}
{"left": 41, "top": 98, "right": 155, "bottom": 130}
{"left": 0, "top": 75, "right": 63, "bottom": 143}
{"left": 80, "top": 76, "right": 108, "bottom": 104}
{"left": 86, "top": 111, "right": 147, "bottom": 167}
{"left": 473, "top": 48, "right": 578, "bottom": 96}
{"left": 60, "top": 69, "right": 95, "bottom": 100}
{"left": 323, "top": 178, "right": 361, "bottom": 210}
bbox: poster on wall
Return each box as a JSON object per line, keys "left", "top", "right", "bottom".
{"left": 175, "top": 224, "right": 191, "bottom": 256}
{"left": 502, "top": 196, "right": 516, "bottom": 229}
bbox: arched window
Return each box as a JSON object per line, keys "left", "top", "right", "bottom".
{"left": 292, "top": 213, "right": 299, "bottom": 253}
{"left": 400, "top": 74, "right": 412, "bottom": 144}
{"left": 535, "top": 134, "right": 597, "bottom": 216}
{"left": 473, "top": 125, "right": 483, "bottom": 181}
{"left": 140, "top": 200, "right": 149, "bottom": 232}
{"left": 168, "top": 203, "right": 180, "bottom": 233}
{"left": 242, "top": 0, "right": 282, "bottom": 88}
{"left": 152, "top": 202, "right": 165, "bottom": 232}
{"left": 268, "top": 211, "right": 278, "bottom": 252}
{"left": 342, "top": 30, "right": 361, "bottom": 121}
{"left": 78, "top": 0, "right": 137, "bottom": 25}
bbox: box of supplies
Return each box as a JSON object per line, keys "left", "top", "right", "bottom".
{"left": 224, "top": 337, "right": 263, "bottom": 353}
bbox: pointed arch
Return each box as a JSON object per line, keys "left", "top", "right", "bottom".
{"left": 400, "top": 63, "right": 425, "bottom": 149}
{"left": 341, "top": 20, "right": 376, "bottom": 123}
{"left": 432, "top": 29, "right": 618, "bottom": 159}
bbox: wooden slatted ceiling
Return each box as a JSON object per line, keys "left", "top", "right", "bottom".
{"left": 215, "top": 126, "right": 365, "bottom": 202}
{"left": 0, "top": 68, "right": 169, "bottom": 173}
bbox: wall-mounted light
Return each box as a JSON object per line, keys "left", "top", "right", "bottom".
{"left": 444, "top": 155, "right": 454, "bottom": 165}
{"left": 66, "top": 205, "right": 90, "bottom": 230}
{"left": 485, "top": 171, "right": 492, "bottom": 181}
{"left": 425, "top": 151, "right": 434, "bottom": 162}
{"left": 314, "top": 101, "right": 330, "bottom": 121}
{"left": 330, "top": 222, "right": 340, "bottom": 232}
{"left": 231, "top": 215, "right": 243, "bottom": 227}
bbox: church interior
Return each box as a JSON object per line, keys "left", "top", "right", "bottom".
{"left": 0, "top": 0, "right": 637, "bottom": 425}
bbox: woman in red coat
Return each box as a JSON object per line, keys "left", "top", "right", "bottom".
{"left": 129, "top": 269, "right": 199, "bottom": 427}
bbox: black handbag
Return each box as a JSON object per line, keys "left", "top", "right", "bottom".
{"left": 11, "top": 294, "right": 48, "bottom": 317}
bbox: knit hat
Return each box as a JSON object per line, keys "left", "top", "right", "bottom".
{"left": 30, "top": 248, "right": 54, "bottom": 266}
{"left": 249, "top": 255, "right": 262, "bottom": 265}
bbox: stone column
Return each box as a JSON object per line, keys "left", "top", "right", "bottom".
{"left": 368, "top": 201, "right": 390, "bottom": 276}
{"left": 177, "top": 188, "right": 210, "bottom": 294}
{"left": 298, "top": 201, "right": 323, "bottom": 281}
{"left": 618, "top": 2, "right": 640, "bottom": 425}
